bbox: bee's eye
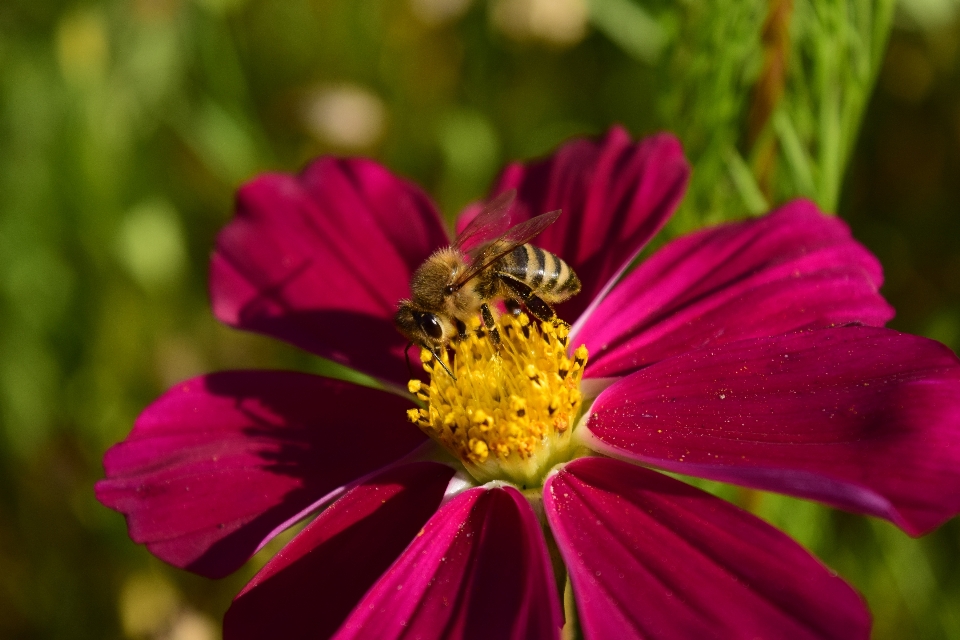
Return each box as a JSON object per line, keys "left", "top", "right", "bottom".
{"left": 419, "top": 314, "right": 443, "bottom": 340}
{"left": 443, "top": 285, "right": 455, "bottom": 296}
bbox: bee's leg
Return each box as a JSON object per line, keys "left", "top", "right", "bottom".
{"left": 405, "top": 342, "right": 416, "bottom": 378}
{"left": 504, "top": 298, "right": 523, "bottom": 316}
{"left": 479, "top": 303, "right": 501, "bottom": 346}
{"left": 454, "top": 318, "right": 468, "bottom": 341}
{"left": 524, "top": 295, "right": 555, "bottom": 322}
{"left": 500, "top": 276, "right": 556, "bottom": 321}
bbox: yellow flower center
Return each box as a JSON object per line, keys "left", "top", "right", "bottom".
{"left": 407, "top": 313, "right": 589, "bottom": 487}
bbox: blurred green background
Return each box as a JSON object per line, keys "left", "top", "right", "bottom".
{"left": 1, "top": 0, "right": 959, "bottom": 638}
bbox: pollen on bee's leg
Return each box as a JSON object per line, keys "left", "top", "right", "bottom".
{"left": 406, "top": 313, "right": 589, "bottom": 487}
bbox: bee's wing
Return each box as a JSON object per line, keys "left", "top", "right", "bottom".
{"left": 452, "top": 189, "right": 517, "bottom": 255}
{"left": 452, "top": 208, "right": 562, "bottom": 291}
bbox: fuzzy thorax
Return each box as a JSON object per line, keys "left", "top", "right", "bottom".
{"left": 407, "top": 314, "right": 588, "bottom": 487}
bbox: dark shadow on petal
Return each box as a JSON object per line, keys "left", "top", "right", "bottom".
{"left": 231, "top": 255, "right": 315, "bottom": 319}
{"left": 184, "top": 373, "right": 424, "bottom": 577}
{"left": 100, "top": 371, "right": 425, "bottom": 579}
{"left": 235, "top": 310, "right": 411, "bottom": 386}
{"left": 463, "top": 492, "right": 528, "bottom": 640}
{"left": 213, "top": 240, "right": 410, "bottom": 383}
{"left": 224, "top": 463, "right": 454, "bottom": 640}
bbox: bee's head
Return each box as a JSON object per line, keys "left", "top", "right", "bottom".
{"left": 409, "top": 248, "right": 462, "bottom": 309}
{"left": 394, "top": 301, "right": 449, "bottom": 349}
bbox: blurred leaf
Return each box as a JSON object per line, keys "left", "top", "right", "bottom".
{"left": 0, "top": 337, "right": 59, "bottom": 457}
{"left": 658, "top": 0, "right": 895, "bottom": 221}
{"left": 587, "top": 0, "right": 667, "bottom": 63}
{"left": 657, "top": 0, "right": 767, "bottom": 226}
{"left": 436, "top": 108, "right": 501, "bottom": 213}
{"left": 55, "top": 8, "right": 109, "bottom": 86}
{"left": 115, "top": 199, "right": 187, "bottom": 290}
{"left": 724, "top": 144, "right": 770, "bottom": 214}
{"left": 176, "top": 99, "right": 260, "bottom": 186}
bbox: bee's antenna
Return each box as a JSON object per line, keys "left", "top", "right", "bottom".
{"left": 406, "top": 342, "right": 457, "bottom": 381}
{"left": 431, "top": 349, "right": 457, "bottom": 381}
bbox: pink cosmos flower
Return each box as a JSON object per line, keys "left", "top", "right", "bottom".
{"left": 96, "top": 127, "right": 960, "bottom": 639}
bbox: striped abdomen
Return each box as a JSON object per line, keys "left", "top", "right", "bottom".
{"left": 497, "top": 244, "right": 581, "bottom": 304}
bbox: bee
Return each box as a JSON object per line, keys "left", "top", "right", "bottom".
{"left": 395, "top": 190, "right": 581, "bottom": 377}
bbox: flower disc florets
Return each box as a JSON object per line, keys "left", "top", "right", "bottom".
{"left": 407, "top": 314, "right": 588, "bottom": 487}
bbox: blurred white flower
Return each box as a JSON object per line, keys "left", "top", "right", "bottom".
{"left": 490, "top": 0, "right": 589, "bottom": 47}
{"left": 119, "top": 571, "right": 219, "bottom": 640}
{"left": 165, "top": 611, "right": 218, "bottom": 640}
{"left": 301, "top": 84, "right": 387, "bottom": 150}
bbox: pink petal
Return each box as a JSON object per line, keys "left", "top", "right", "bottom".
{"left": 576, "top": 200, "right": 894, "bottom": 378}
{"left": 211, "top": 157, "right": 449, "bottom": 385}
{"left": 224, "top": 462, "right": 455, "bottom": 640}
{"left": 460, "top": 127, "right": 689, "bottom": 324}
{"left": 583, "top": 326, "right": 960, "bottom": 536}
{"left": 333, "top": 486, "right": 562, "bottom": 640}
{"left": 95, "top": 371, "right": 425, "bottom": 578}
{"left": 544, "top": 457, "right": 870, "bottom": 640}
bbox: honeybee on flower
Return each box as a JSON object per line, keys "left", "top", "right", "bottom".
{"left": 394, "top": 189, "right": 581, "bottom": 377}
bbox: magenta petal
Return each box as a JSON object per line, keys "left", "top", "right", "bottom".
{"left": 223, "top": 462, "right": 455, "bottom": 640}
{"left": 544, "top": 458, "right": 870, "bottom": 640}
{"left": 95, "top": 371, "right": 426, "bottom": 578}
{"left": 584, "top": 326, "right": 960, "bottom": 535}
{"left": 210, "top": 157, "right": 449, "bottom": 385}
{"left": 577, "top": 200, "right": 894, "bottom": 378}
{"left": 463, "top": 127, "right": 689, "bottom": 323}
{"left": 333, "top": 486, "right": 562, "bottom": 640}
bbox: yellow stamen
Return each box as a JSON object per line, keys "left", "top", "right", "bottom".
{"left": 407, "top": 314, "right": 588, "bottom": 486}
